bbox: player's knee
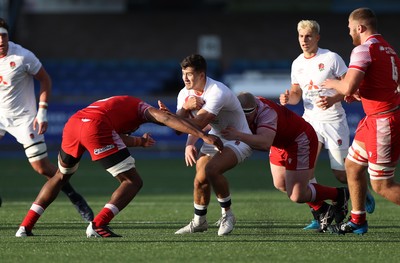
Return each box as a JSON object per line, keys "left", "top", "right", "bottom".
{"left": 130, "top": 173, "right": 143, "bottom": 190}
{"left": 288, "top": 194, "right": 303, "bottom": 203}
{"left": 194, "top": 177, "right": 208, "bottom": 190}
{"left": 287, "top": 191, "right": 307, "bottom": 203}
{"left": 117, "top": 170, "right": 143, "bottom": 192}
{"left": 204, "top": 164, "right": 219, "bottom": 178}
{"left": 370, "top": 176, "right": 395, "bottom": 195}
{"left": 273, "top": 181, "right": 286, "bottom": 193}
{"left": 332, "top": 169, "right": 347, "bottom": 184}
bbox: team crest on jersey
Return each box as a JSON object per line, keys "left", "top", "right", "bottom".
{"left": 318, "top": 63, "right": 325, "bottom": 71}
{"left": 10, "top": 61, "right": 16, "bottom": 69}
{"left": 337, "top": 139, "right": 342, "bottom": 146}
{"left": 29, "top": 133, "right": 35, "bottom": 139}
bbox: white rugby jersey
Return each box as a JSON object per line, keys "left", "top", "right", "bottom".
{"left": 291, "top": 48, "right": 348, "bottom": 122}
{"left": 0, "top": 41, "right": 41, "bottom": 118}
{"left": 177, "top": 76, "right": 251, "bottom": 136}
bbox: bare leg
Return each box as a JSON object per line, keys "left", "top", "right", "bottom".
{"left": 345, "top": 158, "right": 367, "bottom": 212}
{"left": 193, "top": 155, "right": 212, "bottom": 206}
{"left": 204, "top": 148, "right": 238, "bottom": 200}
{"left": 109, "top": 168, "right": 143, "bottom": 210}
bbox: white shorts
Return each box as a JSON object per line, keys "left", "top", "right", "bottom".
{"left": 0, "top": 114, "right": 45, "bottom": 145}
{"left": 307, "top": 119, "right": 349, "bottom": 150}
{"left": 200, "top": 138, "right": 252, "bottom": 163}
{"left": 308, "top": 119, "right": 349, "bottom": 171}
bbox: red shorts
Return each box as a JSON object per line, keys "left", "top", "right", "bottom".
{"left": 61, "top": 115, "right": 126, "bottom": 161}
{"left": 354, "top": 109, "right": 400, "bottom": 164}
{"left": 269, "top": 125, "right": 318, "bottom": 171}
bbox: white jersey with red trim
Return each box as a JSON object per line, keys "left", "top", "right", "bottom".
{"left": 291, "top": 48, "right": 348, "bottom": 122}
{"left": 0, "top": 41, "right": 41, "bottom": 118}
{"left": 177, "top": 76, "right": 251, "bottom": 136}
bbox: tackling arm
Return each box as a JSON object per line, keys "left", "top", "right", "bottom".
{"left": 221, "top": 126, "right": 275, "bottom": 152}
{"left": 322, "top": 69, "right": 364, "bottom": 96}
{"left": 145, "top": 107, "right": 223, "bottom": 151}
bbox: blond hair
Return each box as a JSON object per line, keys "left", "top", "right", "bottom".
{"left": 297, "top": 20, "right": 320, "bottom": 34}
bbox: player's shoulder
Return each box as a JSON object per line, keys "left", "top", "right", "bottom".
{"left": 318, "top": 48, "right": 338, "bottom": 57}
{"left": 205, "top": 77, "right": 229, "bottom": 92}
{"left": 293, "top": 53, "right": 304, "bottom": 63}
{"left": 7, "top": 41, "right": 36, "bottom": 62}
{"left": 319, "top": 48, "right": 346, "bottom": 61}
{"left": 8, "top": 41, "right": 29, "bottom": 54}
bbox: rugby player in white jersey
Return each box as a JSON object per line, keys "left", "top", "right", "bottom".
{"left": 167, "top": 54, "right": 253, "bottom": 236}
{"left": 0, "top": 18, "right": 93, "bottom": 221}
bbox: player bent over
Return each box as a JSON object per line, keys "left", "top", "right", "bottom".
{"left": 16, "top": 95, "right": 223, "bottom": 237}
{"left": 222, "top": 92, "right": 350, "bottom": 232}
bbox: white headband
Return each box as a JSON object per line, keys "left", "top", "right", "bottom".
{"left": 0, "top": 27, "right": 8, "bottom": 34}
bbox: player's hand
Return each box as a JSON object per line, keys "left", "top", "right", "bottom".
{"left": 221, "top": 126, "right": 239, "bottom": 141}
{"left": 203, "top": 134, "right": 223, "bottom": 152}
{"left": 344, "top": 90, "right": 361, "bottom": 103}
{"left": 34, "top": 108, "right": 48, "bottom": 134}
{"left": 33, "top": 119, "right": 48, "bottom": 135}
{"left": 142, "top": 133, "right": 155, "bottom": 147}
{"left": 184, "top": 145, "right": 197, "bottom": 167}
{"left": 279, "top": 90, "right": 289, "bottom": 105}
{"left": 315, "top": 96, "right": 334, "bottom": 110}
{"left": 321, "top": 79, "right": 337, "bottom": 89}
{"left": 183, "top": 96, "right": 204, "bottom": 111}
{"left": 158, "top": 100, "right": 171, "bottom": 113}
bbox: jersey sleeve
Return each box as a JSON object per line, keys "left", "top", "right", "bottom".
{"left": 22, "top": 48, "right": 42, "bottom": 76}
{"left": 256, "top": 107, "right": 278, "bottom": 132}
{"left": 290, "top": 59, "right": 300, "bottom": 85}
{"left": 332, "top": 52, "right": 348, "bottom": 78}
{"left": 201, "top": 84, "right": 225, "bottom": 116}
{"left": 349, "top": 45, "right": 371, "bottom": 73}
{"left": 137, "top": 101, "right": 153, "bottom": 123}
{"left": 176, "top": 88, "right": 187, "bottom": 112}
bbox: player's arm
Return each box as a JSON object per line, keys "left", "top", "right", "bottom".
{"left": 145, "top": 107, "right": 223, "bottom": 151}
{"left": 280, "top": 84, "right": 302, "bottom": 106}
{"left": 185, "top": 134, "right": 199, "bottom": 167}
{"left": 317, "top": 92, "right": 345, "bottom": 110}
{"left": 120, "top": 133, "right": 155, "bottom": 148}
{"left": 184, "top": 124, "right": 211, "bottom": 166}
{"left": 33, "top": 66, "right": 52, "bottom": 134}
{"left": 176, "top": 96, "right": 204, "bottom": 118}
{"left": 221, "top": 126, "right": 275, "bottom": 152}
{"left": 187, "top": 109, "right": 216, "bottom": 130}
{"left": 322, "top": 69, "right": 364, "bottom": 96}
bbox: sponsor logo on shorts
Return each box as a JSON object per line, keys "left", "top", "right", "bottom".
{"left": 94, "top": 144, "right": 115, "bottom": 155}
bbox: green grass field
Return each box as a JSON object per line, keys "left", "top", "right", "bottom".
{"left": 1, "top": 156, "right": 400, "bottom": 263}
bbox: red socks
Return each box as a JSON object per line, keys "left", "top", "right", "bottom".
{"left": 92, "top": 207, "right": 115, "bottom": 227}
{"left": 20, "top": 203, "right": 45, "bottom": 231}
